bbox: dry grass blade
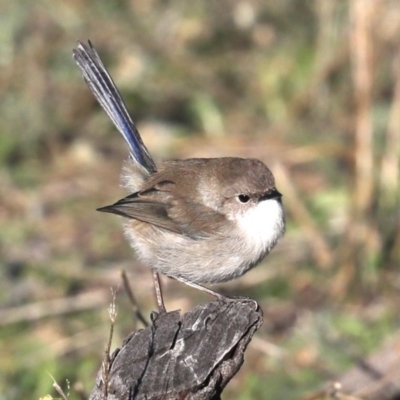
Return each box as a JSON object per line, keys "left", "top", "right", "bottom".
{"left": 350, "top": 0, "right": 375, "bottom": 215}
{"left": 273, "top": 162, "right": 333, "bottom": 270}
{"left": 333, "top": 0, "right": 377, "bottom": 294}
{"left": 102, "top": 288, "right": 118, "bottom": 399}
{"left": 379, "top": 48, "right": 400, "bottom": 200}
{"left": 0, "top": 290, "right": 110, "bottom": 326}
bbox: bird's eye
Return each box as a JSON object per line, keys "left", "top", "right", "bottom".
{"left": 238, "top": 194, "right": 250, "bottom": 203}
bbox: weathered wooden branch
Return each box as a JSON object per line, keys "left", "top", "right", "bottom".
{"left": 89, "top": 299, "right": 263, "bottom": 400}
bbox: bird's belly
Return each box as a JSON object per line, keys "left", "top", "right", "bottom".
{"left": 124, "top": 226, "right": 266, "bottom": 284}
{"left": 123, "top": 200, "right": 285, "bottom": 284}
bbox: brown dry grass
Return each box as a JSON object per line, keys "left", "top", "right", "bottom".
{"left": 1, "top": 1, "right": 400, "bottom": 399}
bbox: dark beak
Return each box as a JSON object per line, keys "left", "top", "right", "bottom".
{"left": 260, "top": 188, "right": 282, "bottom": 201}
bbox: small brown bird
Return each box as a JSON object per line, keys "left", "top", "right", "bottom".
{"left": 73, "top": 41, "right": 285, "bottom": 311}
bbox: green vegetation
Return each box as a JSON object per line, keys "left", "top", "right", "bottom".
{"left": 1, "top": 1, "right": 399, "bottom": 399}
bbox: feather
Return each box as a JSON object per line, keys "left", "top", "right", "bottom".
{"left": 73, "top": 41, "right": 157, "bottom": 174}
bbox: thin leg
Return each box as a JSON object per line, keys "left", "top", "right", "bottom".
{"left": 152, "top": 270, "right": 166, "bottom": 313}
{"left": 172, "top": 276, "right": 226, "bottom": 299}
{"left": 172, "top": 275, "right": 258, "bottom": 309}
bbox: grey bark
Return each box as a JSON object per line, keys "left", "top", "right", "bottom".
{"left": 89, "top": 299, "right": 263, "bottom": 400}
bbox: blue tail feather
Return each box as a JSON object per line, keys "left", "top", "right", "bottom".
{"left": 73, "top": 40, "right": 157, "bottom": 174}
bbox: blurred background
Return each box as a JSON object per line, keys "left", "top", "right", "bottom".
{"left": 1, "top": 1, "right": 400, "bottom": 399}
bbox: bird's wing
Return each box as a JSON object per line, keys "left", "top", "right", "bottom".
{"left": 98, "top": 184, "right": 226, "bottom": 238}
{"left": 98, "top": 193, "right": 181, "bottom": 233}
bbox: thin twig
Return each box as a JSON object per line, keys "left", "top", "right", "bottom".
{"left": 102, "top": 288, "right": 118, "bottom": 398}
{"left": 120, "top": 269, "right": 148, "bottom": 327}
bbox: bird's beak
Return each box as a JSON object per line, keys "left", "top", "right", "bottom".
{"left": 260, "top": 188, "right": 282, "bottom": 201}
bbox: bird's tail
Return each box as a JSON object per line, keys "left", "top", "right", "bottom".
{"left": 73, "top": 40, "right": 157, "bottom": 175}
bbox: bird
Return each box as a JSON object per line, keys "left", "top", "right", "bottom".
{"left": 73, "top": 40, "right": 285, "bottom": 311}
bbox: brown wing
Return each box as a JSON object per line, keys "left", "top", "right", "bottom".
{"left": 97, "top": 185, "right": 181, "bottom": 233}
{"left": 98, "top": 181, "right": 226, "bottom": 238}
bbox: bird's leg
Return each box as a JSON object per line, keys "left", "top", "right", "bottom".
{"left": 171, "top": 276, "right": 226, "bottom": 299}
{"left": 152, "top": 270, "right": 166, "bottom": 313}
{"left": 172, "top": 275, "right": 258, "bottom": 310}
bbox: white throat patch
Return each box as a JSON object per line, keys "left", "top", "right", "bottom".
{"left": 235, "top": 199, "right": 285, "bottom": 257}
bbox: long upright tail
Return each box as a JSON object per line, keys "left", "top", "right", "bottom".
{"left": 73, "top": 40, "right": 157, "bottom": 174}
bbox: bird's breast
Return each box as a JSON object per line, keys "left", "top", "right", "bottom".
{"left": 234, "top": 199, "right": 285, "bottom": 261}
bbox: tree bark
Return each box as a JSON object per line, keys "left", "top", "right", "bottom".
{"left": 89, "top": 299, "right": 263, "bottom": 400}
